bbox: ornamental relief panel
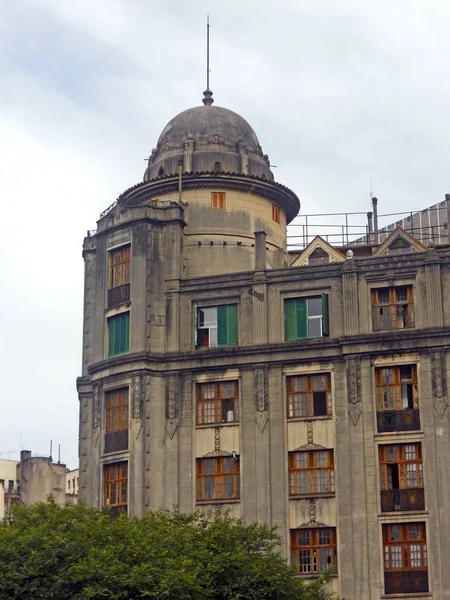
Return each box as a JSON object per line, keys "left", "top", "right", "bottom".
{"left": 431, "top": 351, "right": 448, "bottom": 419}
{"left": 166, "top": 372, "right": 179, "bottom": 439}
{"left": 254, "top": 366, "right": 268, "bottom": 433}
{"left": 346, "top": 357, "right": 362, "bottom": 425}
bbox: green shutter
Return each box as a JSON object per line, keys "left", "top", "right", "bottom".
{"left": 217, "top": 304, "right": 238, "bottom": 346}
{"left": 284, "top": 299, "right": 297, "bottom": 340}
{"left": 296, "top": 298, "right": 308, "bottom": 339}
{"left": 321, "top": 294, "right": 329, "bottom": 337}
{"left": 226, "top": 304, "right": 238, "bottom": 345}
{"left": 108, "top": 313, "right": 130, "bottom": 356}
{"left": 217, "top": 305, "right": 227, "bottom": 345}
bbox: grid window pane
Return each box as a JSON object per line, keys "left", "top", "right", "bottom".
{"left": 287, "top": 374, "right": 332, "bottom": 418}
{"left": 197, "top": 457, "right": 240, "bottom": 502}
{"left": 291, "top": 528, "right": 337, "bottom": 574}
{"left": 197, "top": 381, "right": 239, "bottom": 425}
{"left": 289, "top": 450, "right": 334, "bottom": 496}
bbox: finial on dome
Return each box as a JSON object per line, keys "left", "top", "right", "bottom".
{"left": 202, "top": 89, "right": 214, "bottom": 105}
{"left": 202, "top": 17, "right": 214, "bottom": 106}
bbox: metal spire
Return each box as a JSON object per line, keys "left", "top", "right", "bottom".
{"left": 202, "top": 15, "right": 214, "bottom": 105}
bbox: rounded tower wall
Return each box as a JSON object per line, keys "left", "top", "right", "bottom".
{"left": 151, "top": 187, "right": 287, "bottom": 276}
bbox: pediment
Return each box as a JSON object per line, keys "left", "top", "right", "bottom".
{"left": 373, "top": 227, "right": 428, "bottom": 257}
{"left": 290, "top": 236, "right": 346, "bottom": 267}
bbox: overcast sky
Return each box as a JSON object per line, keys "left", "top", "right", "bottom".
{"left": 0, "top": 0, "right": 449, "bottom": 469}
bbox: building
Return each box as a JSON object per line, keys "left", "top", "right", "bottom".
{"left": 77, "top": 88, "right": 450, "bottom": 599}
{"left": 0, "top": 452, "right": 78, "bottom": 518}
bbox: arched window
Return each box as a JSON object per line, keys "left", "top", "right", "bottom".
{"left": 214, "top": 161, "right": 222, "bottom": 172}
{"left": 158, "top": 167, "right": 165, "bottom": 177}
{"left": 309, "top": 247, "right": 329, "bottom": 265}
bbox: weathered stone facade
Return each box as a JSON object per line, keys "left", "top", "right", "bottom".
{"left": 78, "top": 98, "right": 450, "bottom": 599}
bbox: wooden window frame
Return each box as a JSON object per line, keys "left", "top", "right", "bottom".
{"left": 289, "top": 450, "right": 335, "bottom": 496}
{"left": 284, "top": 295, "right": 330, "bottom": 341}
{"left": 211, "top": 192, "right": 226, "bottom": 210}
{"left": 372, "top": 285, "right": 414, "bottom": 331}
{"left": 196, "top": 456, "right": 240, "bottom": 502}
{"left": 272, "top": 204, "right": 280, "bottom": 223}
{"left": 291, "top": 528, "right": 337, "bottom": 574}
{"left": 106, "top": 388, "right": 129, "bottom": 434}
{"left": 287, "top": 373, "right": 332, "bottom": 418}
{"left": 383, "top": 523, "right": 427, "bottom": 572}
{"left": 108, "top": 245, "right": 131, "bottom": 289}
{"left": 379, "top": 443, "right": 423, "bottom": 490}
{"left": 104, "top": 462, "right": 128, "bottom": 510}
{"left": 196, "top": 381, "right": 239, "bottom": 425}
{"left": 376, "top": 365, "right": 418, "bottom": 412}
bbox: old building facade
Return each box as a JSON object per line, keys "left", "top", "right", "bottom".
{"left": 78, "top": 90, "right": 450, "bottom": 599}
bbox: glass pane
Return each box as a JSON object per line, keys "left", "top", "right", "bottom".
{"left": 410, "top": 544, "right": 422, "bottom": 567}
{"left": 378, "top": 290, "right": 390, "bottom": 304}
{"left": 300, "top": 550, "right": 312, "bottom": 573}
{"left": 203, "top": 477, "right": 215, "bottom": 499}
{"left": 307, "top": 297, "right": 322, "bottom": 316}
{"left": 223, "top": 475, "right": 236, "bottom": 498}
{"left": 313, "top": 391, "right": 327, "bottom": 416}
{"left": 390, "top": 525, "right": 401, "bottom": 541}
{"left": 317, "top": 471, "right": 329, "bottom": 493}
{"left": 381, "top": 368, "right": 393, "bottom": 384}
{"left": 199, "top": 307, "right": 217, "bottom": 327}
{"left": 221, "top": 382, "right": 234, "bottom": 397}
{"left": 391, "top": 545, "right": 402, "bottom": 568}
{"left": 409, "top": 524, "right": 420, "bottom": 540}
{"left": 383, "top": 388, "right": 395, "bottom": 409}
{"left": 203, "top": 384, "right": 216, "bottom": 399}
{"left": 313, "top": 374, "right": 327, "bottom": 390}
{"left": 318, "top": 529, "right": 331, "bottom": 545}
{"left": 202, "top": 459, "right": 215, "bottom": 474}
{"left": 315, "top": 451, "right": 328, "bottom": 467}
{"left": 295, "top": 453, "right": 308, "bottom": 468}
{"left": 297, "top": 472, "right": 308, "bottom": 494}
{"left": 222, "top": 457, "right": 235, "bottom": 473}
{"left": 293, "top": 377, "right": 307, "bottom": 392}
{"left": 405, "top": 444, "right": 416, "bottom": 460}
{"left": 293, "top": 394, "right": 307, "bottom": 417}
{"left": 386, "top": 446, "right": 397, "bottom": 462}
{"left": 308, "top": 317, "right": 322, "bottom": 338}
{"left": 319, "top": 548, "right": 332, "bottom": 571}
{"left": 209, "top": 327, "right": 218, "bottom": 346}
{"left": 396, "top": 287, "right": 408, "bottom": 303}
{"left": 298, "top": 530, "right": 310, "bottom": 545}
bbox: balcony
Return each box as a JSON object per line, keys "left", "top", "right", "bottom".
{"left": 108, "top": 283, "right": 130, "bottom": 308}
{"left": 377, "top": 409, "right": 420, "bottom": 433}
{"left": 384, "top": 570, "right": 428, "bottom": 595}
{"left": 381, "top": 488, "right": 425, "bottom": 512}
{"left": 104, "top": 430, "right": 128, "bottom": 454}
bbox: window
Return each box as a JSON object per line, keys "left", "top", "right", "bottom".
{"left": 213, "top": 161, "right": 222, "bottom": 172}
{"left": 287, "top": 374, "right": 331, "bottom": 418}
{"left": 104, "top": 462, "right": 128, "bottom": 515}
{"left": 309, "top": 247, "right": 329, "bottom": 265}
{"left": 196, "top": 304, "right": 237, "bottom": 348}
{"left": 108, "top": 245, "right": 131, "bottom": 307}
{"left": 8, "top": 480, "right": 14, "bottom": 490}
{"left": 197, "top": 456, "right": 240, "bottom": 502}
{"left": 379, "top": 444, "right": 424, "bottom": 512}
{"left": 383, "top": 523, "right": 428, "bottom": 594}
{"left": 376, "top": 365, "right": 420, "bottom": 433}
{"left": 291, "top": 528, "right": 337, "bottom": 574}
{"left": 197, "top": 381, "right": 239, "bottom": 425}
{"left": 388, "top": 237, "right": 411, "bottom": 254}
{"left": 105, "top": 388, "right": 129, "bottom": 453}
{"left": 289, "top": 450, "right": 335, "bottom": 496}
{"left": 376, "top": 365, "right": 418, "bottom": 411}
{"left": 284, "top": 295, "right": 329, "bottom": 340}
{"left": 211, "top": 192, "right": 226, "bottom": 210}
{"left": 372, "top": 286, "right": 414, "bottom": 331}
{"left": 108, "top": 312, "right": 130, "bottom": 356}
{"left": 272, "top": 204, "right": 280, "bottom": 223}
{"left": 109, "top": 245, "right": 131, "bottom": 289}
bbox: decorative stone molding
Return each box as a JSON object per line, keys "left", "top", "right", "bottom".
{"left": 308, "top": 499, "right": 317, "bottom": 525}
{"left": 166, "top": 373, "right": 179, "bottom": 439}
{"left": 92, "top": 382, "right": 102, "bottom": 430}
{"left": 214, "top": 428, "right": 221, "bottom": 453}
{"left": 346, "top": 357, "right": 362, "bottom": 425}
{"left": 431, "top": 351, "right": 448, "bottom": 419}
{"left": 131, "top": 375, "right": 144, "bottom": 420}
{"left": 254, "top": 366, "right": 269, "bottom": 433}
{"left": 306, "top": 420, "right": 314, "bottom": 446}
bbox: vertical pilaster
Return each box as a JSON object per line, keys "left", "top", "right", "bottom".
{"left": 425, "top": 251, "right": 444, "bottom": 327}
{"left": 178, "top": 371, "right": 193, "bottom": 513}
{"left": 165, "top": 372, "right": 180, "bottom": 509}
{"left": 241, "top": 368, "right": 257, "bottom": 522}
{"left": 341, "top": 258, "right": 359, "bottom": 336}
{"left": 129, "top": 374, "right": 145, "bottom": 517}
{"left": 81, "top": 236, "right": 97, "bottom": 375}
{"left": 148, "top": 374, "right": 166, "bottom": 508}
{"left": 252, "top": 231, "right": 268, "bottom": 344}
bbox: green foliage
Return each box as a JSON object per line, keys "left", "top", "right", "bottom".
{"left": 0, "top": 501, "right": 339, "bottom": 600}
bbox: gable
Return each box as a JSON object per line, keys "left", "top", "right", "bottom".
{"left": 372, "top": 227, "right": 428, "bottom": 257}
{"left": 290, "top": 236, "right": 346, "bottom": 267}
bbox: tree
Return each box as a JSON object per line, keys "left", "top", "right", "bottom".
{"left": 0, "top": 501, "right": 339, "bottom": 600}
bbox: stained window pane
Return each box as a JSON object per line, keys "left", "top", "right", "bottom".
{"left": 222, "top": 457, "right": 235, "bottom": 473}
{"left": 203, "top": 459, "right": 215, "bottom": 474}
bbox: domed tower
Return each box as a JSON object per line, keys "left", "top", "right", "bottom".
{"left": 120, "top": 90, "right": 299, "bottom": 276}
{"left": 77, "top": 91, "right": 299, "bottom": 517}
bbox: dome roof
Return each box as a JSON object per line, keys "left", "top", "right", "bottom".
{"left": 144, "top": 99, "right": 273, "bottom": 181}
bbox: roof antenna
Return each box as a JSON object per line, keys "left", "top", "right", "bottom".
{"left": 202, "top": 15, "right": 214, "bottom": 106}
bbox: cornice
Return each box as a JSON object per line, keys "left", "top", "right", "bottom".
{"left": 117, "top": 172, "right": 300, "bottom": 223}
